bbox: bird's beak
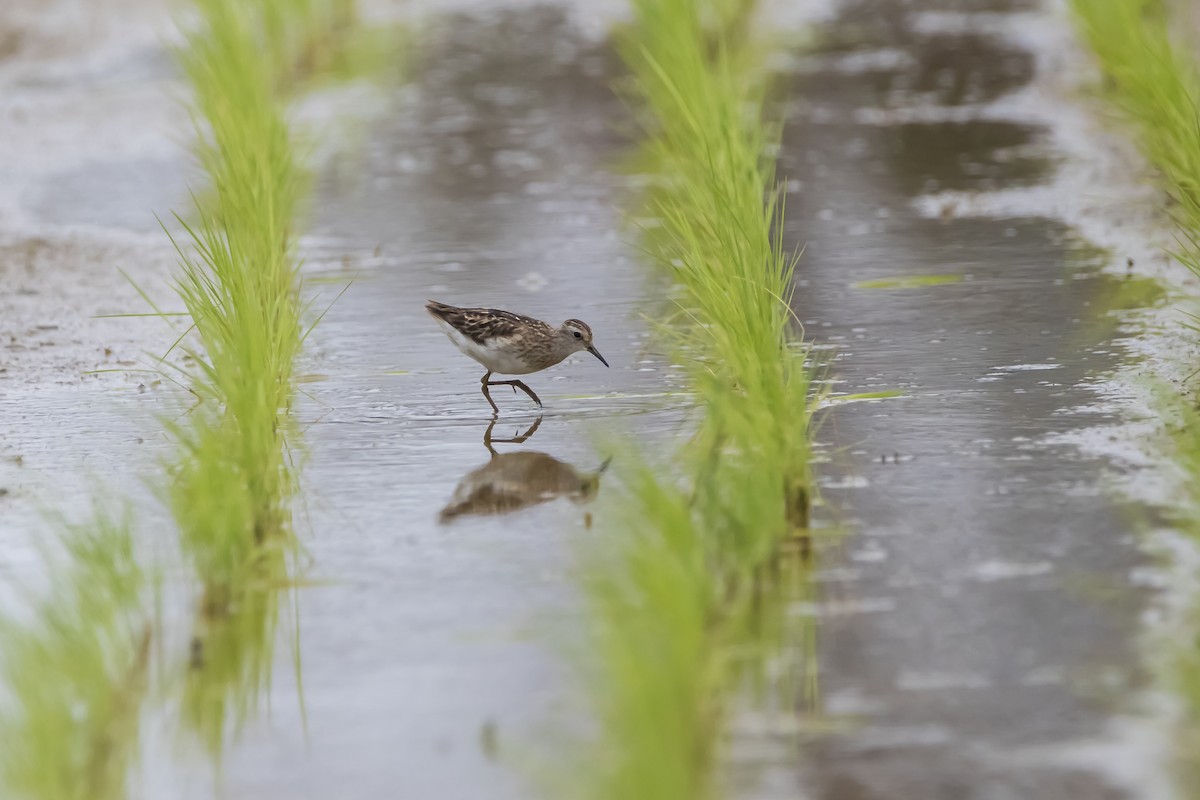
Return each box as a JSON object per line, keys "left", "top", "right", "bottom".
{"left": 587, "top": 346, "right": 610, "bottom": 367}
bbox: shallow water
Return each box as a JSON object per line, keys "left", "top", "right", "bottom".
{"left": 0, "top": 0, "right": 1180, "bottom": 798}
{"left": 157, "top": 9, "right": 687, "bottom": 799}
{"left": 777, "top": 1, "right": 1161, "bottom": 797}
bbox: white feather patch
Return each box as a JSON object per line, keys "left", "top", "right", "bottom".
{"left": 436, "top": 319, "right": 539, "bottom": 375}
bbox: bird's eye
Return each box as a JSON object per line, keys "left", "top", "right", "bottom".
{"left": 573, "top": 331, "right": 582, "bottom": 339}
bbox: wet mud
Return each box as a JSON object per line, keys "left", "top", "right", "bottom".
{"left": 0, "top": 1, "right": 187, "bottom": 562}
{"left": 780, "top": 1, "right": 1162, "bottom": 797}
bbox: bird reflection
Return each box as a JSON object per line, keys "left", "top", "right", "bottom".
{"left": 438, "top": 416, "right": 608, "bottom": 522}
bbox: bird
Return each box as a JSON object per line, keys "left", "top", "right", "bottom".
{"left": 425, "top": 300, "right": 609, "bottom": 413}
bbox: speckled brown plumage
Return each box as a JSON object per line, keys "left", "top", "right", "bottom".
{"left": 425, "top": 300, "right": 553, "bottom": 345}
{"left": 425, "top": 299, "right": 610, "bottom": 415}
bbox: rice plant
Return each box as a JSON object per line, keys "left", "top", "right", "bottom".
{"left": 165, "top": 0, "right": 371, "bottom": 756}
{"left": 1071, "top": 0, "right": 1200, "bottom": 279}
{"left": 566, "top": 0, "right": 820, "bottom": 797}
{"left": 0, "top": 512, "right": 151, "bottom": 800}
{"left": 169, "top": 0, "right": 306, "bottom": 558}
{"left": 624, "top": 0, "right": 814, "bottom": 531}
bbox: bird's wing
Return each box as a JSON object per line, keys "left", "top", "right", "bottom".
{"left": 446, "top": 307, "right": 549, "bottom": 344}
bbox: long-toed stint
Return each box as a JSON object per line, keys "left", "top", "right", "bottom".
{"left": 425, "top": 300, "right": 609, "bottom": 413}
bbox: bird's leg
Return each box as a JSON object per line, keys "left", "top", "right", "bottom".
{"left": 487, "top": 379, "right": 543, "bottom": 408}
{"left": 512, "top": 380, "right": 543, "bottom": 408}
{"left": 480, "top": 371, "right": 499, "bottom": 414}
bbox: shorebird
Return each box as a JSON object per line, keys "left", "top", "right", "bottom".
{"left": 425, "top": 300, "right": 609, "bottom": 413}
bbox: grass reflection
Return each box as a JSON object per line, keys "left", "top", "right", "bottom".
{"left": 181, "top": 541, "right": 301, "bottom": 763}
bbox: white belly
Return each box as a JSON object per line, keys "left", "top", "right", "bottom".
{"left": 437, "top": 320, "right": 542, "bottom": 375}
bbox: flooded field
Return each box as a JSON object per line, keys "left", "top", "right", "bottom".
{"left": 0, "top": 0, "right": 1196, "bottom": 798}
{"left": 199, "top": 12, "right": 683, "bottom": 798}
{"left": 781, "top": 2, "right": 1164, "bottom": 796}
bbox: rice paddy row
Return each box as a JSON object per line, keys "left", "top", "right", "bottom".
{"left": 563, "top": 1, "right": 818, "bottom": 798}
{"left": 0, "top": 1, "right": 376, "bottom": 795}
{"left": 1072, "top": 0, "right": 1200, "bottom": 791}
{"left": 167, "top": 0, "right": 317, "bottom": 760}
{"left": 172, "top": 0, "right": 397, "bottom": 757}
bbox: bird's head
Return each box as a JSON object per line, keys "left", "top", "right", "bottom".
{"left": 558, "top": 319, "right": 609, "bottom": 367}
